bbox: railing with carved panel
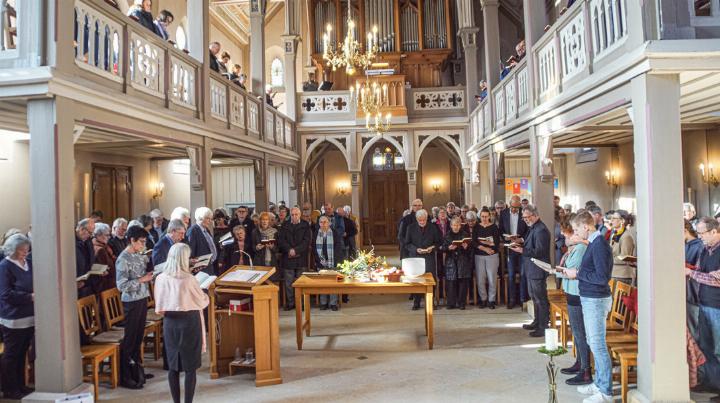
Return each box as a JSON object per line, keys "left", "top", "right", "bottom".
{"left": 407, "top": 87, "right": 466, "bottom": 118}
{"left": 66, "top": 0, "right": 295, "bottom": 153}
{"left": 297, "top": 90, "right": 355, "bottom": 122}
{"left": 491, "top": 59, "right": 529, "bottom": 130}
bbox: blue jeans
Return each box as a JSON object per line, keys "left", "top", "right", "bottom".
{"left": 567, "top": 300, "right": 591, "bottom": 370}
{"left": 581, "top": 296, "right": 612, "bottom": 396}
{"left": 507, "top": 252, "right": 523, "bottom": 303}
{"left": 320, "top": 294, "right": 338, "bottom": 307}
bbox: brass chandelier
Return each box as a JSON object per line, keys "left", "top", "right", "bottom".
{"left": 350, "top": 79, "right": 391, "bottom": 134}
{"left": 322, "top": 2, "right": 378, "bottom": 75}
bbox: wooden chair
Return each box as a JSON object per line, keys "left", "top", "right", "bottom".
{"left": 611, "top": 345, "right": 638, "bottom": 403}
{"left": 100, "top": 288, "right": 161, "bottom": 362}
{"left": 607, "top": 281, "right": 633, "bottom": 331}
{"left": 76, "top": 295, "right": 119, "bottom": 400}
{"left": 145, "top": 283, "right": 163, "bottom": 361}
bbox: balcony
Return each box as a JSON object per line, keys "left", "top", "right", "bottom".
{"left": 67, "top": 0, "right": 295, "bottom": 152}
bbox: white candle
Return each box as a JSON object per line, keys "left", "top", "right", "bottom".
{"left": 545, "top": 328, "right": 558, "bottom": 351}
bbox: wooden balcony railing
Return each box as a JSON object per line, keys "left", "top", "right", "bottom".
{"left": 70, "top": 0, "right": 295, "bottom": 152}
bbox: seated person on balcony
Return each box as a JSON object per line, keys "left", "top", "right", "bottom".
{"left": 153, "top": 10, "right": 174, "bottom": 41}
{"left": 127, "top": 0, "right": 158, "bottom": 36}
{"left": 303, "top": 72, "right": 319, "bottom": 92}
{"left": 218, "top": 52, "right": 231, "bottom": 75}
{"left": 209, "top": 42, "right": 221, "bottom": 72}
{"left": 515, "top": 40, "right": 526, "bottom": 62}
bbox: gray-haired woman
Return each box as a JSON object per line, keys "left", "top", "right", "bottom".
{"left": 0, "top": 234, "right": 34, "bottom": 399}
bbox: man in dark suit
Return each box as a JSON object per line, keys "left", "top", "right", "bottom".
{"left": 187, "top": 208, "right": 218, "bottom": 275}
{"left": 75, "top": 218, "right": 96, "bottom": 298}
{"left": 511, "top": 204, "right": 551, "bottom": 337}
{"left": 279, "top": 208, "right": 311, "bottom": 311}
{"left": 109, "top": 218, "right": 129, "bottom": 258}
{"left": 500, "top": 197, "right": 529, "bottom": 308}
{"left": 151, "top": 219, "right": 187, "bottom": 267}
{"left": 398, "top": 199, "right": 424, "bottom": 259}
{"left": 405, "top": 209, "right": 442, "bottom": 310}
{"left": 149, "top": 209, "right": 169, "bottom": 244}
{"left": 209, "top": 42, "right": 221, "bottom": 72}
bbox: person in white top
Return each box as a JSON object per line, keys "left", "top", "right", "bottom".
{"left": 154, "top": 243, "right": 209, "bottom": 403}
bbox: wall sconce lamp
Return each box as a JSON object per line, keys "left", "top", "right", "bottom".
{"left": 700, "top": 163, "right": 720, "bottom": 187}
{"left": 151, "top": 181, "right": 165, "bottom": 200}
{"left": 604, "top": 170, "right": 619, "bottom": 187}
{"left": 337, "top": 183, "right": 348, "bottom": 195}
{"left": 431, "top": 179, "right": 441, "bottom": 193}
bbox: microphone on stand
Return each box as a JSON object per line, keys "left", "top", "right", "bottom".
{"left": 238, "top": 249, "right": 254, "bottom": 269}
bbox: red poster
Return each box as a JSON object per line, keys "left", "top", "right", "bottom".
{"left": 513, "top": 182, "right": 521, "bottom": 194}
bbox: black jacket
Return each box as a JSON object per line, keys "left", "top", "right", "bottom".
{"left": 151, "top": 234, "right": 174, "bottom": 266}
{"left": 209, "top": 50, "right": 219, "bottom": 72}
{"left": 521, "top": 219, "right": 552, "bottom": 280}
{"left": 398, "top": 213, "right": 417, "bottom": 258}
{"left": 440, "top": 230, "right": 473, "bottom": 280}
{"left": 149, "top": 219, "right": 168, "bottom": 245}
{"left": 76, "top": 236, "right": 96, "bottom": 296}
{"left": 311, "top": 228, "right": 345, "bottom": 269}
{"left": 229, "top": 216, "right": 255, "bottom": 245}
{"left": 128, "top": 7, "right": 158, "bottom": 35}
{"left": 187, "top": 224, "right": 217, "bottom": 275}
{"left": 250, "top": 227, "right": 278, "bottom": 270}
{"left": 278, "top": 221, "right": 311, "bottom": 270}
{"left": 221, "top": 239, "right": 251, "bottom": 274}
{"left": 404, "top": 222, "right": 442, "bottom": 275}
{"left": 108, "top": 236, "right": 128, "bottom": 258}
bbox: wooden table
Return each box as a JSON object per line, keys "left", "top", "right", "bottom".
{"left": 292, "top": 273, "right": 436, "bottom": 350}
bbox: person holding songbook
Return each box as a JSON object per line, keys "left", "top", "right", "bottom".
{"left": 187, "top": 207, "right": 218, "bottom": 276}
{"left": 251, "top": 212, "right": 279, "bottom": 281}
{"left": 221, "top": 225, "right": 251, "bottom": 274}
{"left": 562, "top": 211, "right": 614, "bottom": 403}
{"left": 154, "top": 243, "right": 209, "bottom": 403}
{"left": 473, "top": 207, "right": 501, "bottom": 309}
{"left": 405, "top": 209, "right": 442, "bottom": 310}
{"left": 440, "top": 217, "right": 473, "bottom": 309}
{"left": 92, "top": 223, "right": 117, "bottom": 293}
{"left": 116, "top": 226, "right": 155, "bottom": 389}
{"left": 555, "top": 222, "right": 592, "bottom": 386}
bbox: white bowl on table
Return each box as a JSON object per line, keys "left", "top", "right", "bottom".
{"left": 402, "top": 258, "right": 426, "bottom": 278}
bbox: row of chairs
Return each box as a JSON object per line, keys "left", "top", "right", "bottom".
{"left": 549, "top": 279, "right": 639, "bottom": 403}
{"left": 76, "top": 287, "right": 163, "bottom": 399}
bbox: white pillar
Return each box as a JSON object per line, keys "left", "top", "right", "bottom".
{"left": 282, "top": 36, "right": 299, "bottom": 120}
{"left": 27, "top": 97, "right": 86, "bottom": 396}
{"left": 188, "top": 145, "right": 212, "bottom": 218}
{"left": 407, "top": 170, "right": 418, "bottom": 203}
{"left": 187, "top": 0, "right": 209, "bottom": 62}
{"left": 522, "top": 0, "right": 547, "bottom": 108}
{"left": 250, "top": 0, "right": 267, "bottom": 96}
{"left": 627, "top": 73, "right": 690, "bottom": 403}
{"left": 529, "top": 127, "right": 555, "bottom": 261}
{"left": 480, "top": 0, "right": 501, "bottom": 129}
{"left": 255, "top": 155, "right": 270, "bottom": 211}
{"left": 489, "top": 146, "right": 506, "bottom": 203}
{"left": 459, "top": 27, "right": 480, "bottom": 115}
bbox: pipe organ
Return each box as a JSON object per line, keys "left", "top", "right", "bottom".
{"left": 309, "top": 0, "right": 453, "bottom": 88}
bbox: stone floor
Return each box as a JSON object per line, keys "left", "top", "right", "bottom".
{"left": 80, "top": 247, "right": 719, "bottom": 402}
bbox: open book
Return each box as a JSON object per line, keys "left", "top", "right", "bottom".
{"left": 503, "top": 243, "right": 522, "bottom": 249}
{"left": 617, "top": 255, "right": 637, "bottom": 263}
{"left": 476, "top": 236, "right": 494, "bottom": 244}
{"left": 76, "top": 264, "right": 109, "bottom": 282}
{"left": 451, "top": 238, "right": 473, "bottom": 246}
{"left": 417, "top": 245, "right": 436, "bottom": 254}
{"left": 191, "top": 254, "right": 213, "bottom": 271}
{"left": 530, "top": 258, "right": 566, "bottom": 274}
{"left": 260, "top": 239, "right": 276, "bottom": 245}
{"left": 195, "top": 271, "right": 217, "bottom": 290}
{"left": 221, "top": 269, "right": 267, "bottom": 284}
{"left": 218, "top": 232, "right": 233, "bottom": 244}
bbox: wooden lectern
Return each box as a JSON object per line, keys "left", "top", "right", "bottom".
{"left": 208, "top": 265, "right": 282, "bottom": 386}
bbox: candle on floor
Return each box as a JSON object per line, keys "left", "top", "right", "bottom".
{"left": 545, "top": 328, "right": 558, "bottom": 351}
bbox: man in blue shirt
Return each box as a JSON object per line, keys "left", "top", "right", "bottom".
{"left": 563, "top": 211, "right": 613, "bottom": 403}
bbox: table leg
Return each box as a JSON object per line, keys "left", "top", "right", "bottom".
{"left": 295, "top": 289, "right": 303, "bottom": 350}
{"left": 304, "top": 292, "right": 311, "bottom": 336}
{"left": 425, "top": 290, "right": 434, "bottom": 350}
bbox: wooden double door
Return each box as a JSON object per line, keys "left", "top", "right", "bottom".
{"left": 366, "top": 171, "right": 408, "bottom": 245}
{"left": 92, "top": 164, "right": 132, "bottom": 224}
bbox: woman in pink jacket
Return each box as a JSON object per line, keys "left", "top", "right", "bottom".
{"left": 154, "top": 243, "right": 209, "bottom": 403}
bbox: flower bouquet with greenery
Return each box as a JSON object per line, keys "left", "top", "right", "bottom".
{"left": 337, "top": 248, "right": 389, "bottom": 280}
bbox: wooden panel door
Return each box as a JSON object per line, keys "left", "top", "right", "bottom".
{"left": 92, "top": 164, "right": 133, "bottom": 223}
{"left": 366, "top": 172, "right": 408, "bottom": 245}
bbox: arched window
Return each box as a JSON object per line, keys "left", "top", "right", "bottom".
{"left": 271, "top": 58, "right": 283, "bottom": 87}
{"left": 175, "top": 25, "right": 187, "bottom": 50}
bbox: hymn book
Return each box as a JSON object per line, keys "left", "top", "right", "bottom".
{"left": 417, "top": 245, "right": 436, "bottom": 254}
{"left": 191, "top": 254, "right": 213, "bottom": 271}
{"left": 218, "top": 232, "right": 233, "bottom": 244}
{"left": 76, "top": 264, "right": 109, "bottom": 281}
{"left": 195, "top": 271, "right": 218, "bottom": 290}
{"left": 530, "top": 258, "right": 566, "bottom": 274}
{"left": 451, "top": 238, "right": 474, "bottom": 246}
{"left": 617, "top": 255, "right": 637, "bottom": 263}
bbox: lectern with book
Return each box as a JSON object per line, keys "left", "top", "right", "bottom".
{"left": 208, "top": 264, "right": 282, "bottom": 386}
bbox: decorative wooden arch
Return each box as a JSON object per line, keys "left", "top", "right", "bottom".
{"left": 359, "top": 134, "right": 407, "bottom": 169}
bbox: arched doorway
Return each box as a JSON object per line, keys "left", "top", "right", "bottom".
{"left": 417, "top": 137, "right": 464, "bottom": 207}
{"left": 303, "top": 142, "right": 351, "bottom": 211}
{"left": 362, "top": 142, "right": 408, "bottom": 245}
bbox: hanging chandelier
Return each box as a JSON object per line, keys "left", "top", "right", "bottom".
{"left": 322, "top": 2, "right": 378, "bottom": 75}
{"left": 350, "top": 79, "right": 391, "bottom": 134}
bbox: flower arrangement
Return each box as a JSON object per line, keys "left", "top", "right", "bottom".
{"left": 337, "top": 247, "right": 390, "bottom": 279}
